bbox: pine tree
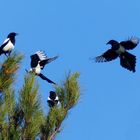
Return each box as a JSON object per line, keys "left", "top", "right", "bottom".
{"left": 0, "top": 52, "right": 80, "bottom": 140}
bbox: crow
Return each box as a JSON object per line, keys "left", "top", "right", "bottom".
{"left": 0, "top": 32, "right": 18, "bottom": 56}
{"left": 28, "top": 51, "right": 58, "bottom": 84}
{"left": 95, "top": 37, "right": 139, "bottom": 72}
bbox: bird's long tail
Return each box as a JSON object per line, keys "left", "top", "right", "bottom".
{"left": 119, "top": 51, "right": 136, "bottom": 72}
{"left": 38, "top": 73, "right": 56, "bottom": 84}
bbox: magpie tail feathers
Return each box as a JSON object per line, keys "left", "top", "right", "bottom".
{"left": 120, "top": 51, "right": 136, "bottom": 72}
{"left": 38, "top": 73, "right": 56, "bottom": 84}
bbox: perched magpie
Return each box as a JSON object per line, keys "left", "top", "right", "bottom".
{"left": 0, "top": 32, "right": 18, "bottom": 56}
{"left": 47, "top": 91, "right": 59, "bottom": 107}
{"left": 95, "top": 37, "right": 139, "bottom": 72}
{"left": 28, "top": 51, "right": 58, "bottom": 84}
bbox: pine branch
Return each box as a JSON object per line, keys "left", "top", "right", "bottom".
{"left": 41, "top": 72, "right": 80, "bottom": 140}
{"left": 0, "top": 52, "right": 23, "bottom": 140}
{"left": 19, "top": 74, "right": 44, "bottom": 139}
{"left": 0, "top": 52, "right": 23, "bottom": 92}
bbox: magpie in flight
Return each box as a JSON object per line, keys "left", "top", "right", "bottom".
{"left": 94, "top": 37, "right": 139, "bottom": 72}
{"left": 0, "top": 32, "right": 18, "bottom": 56}
{"left": 27, "top": 51, "right": 58, "bottom": 84}
{"left": 47, "top": 91, "right": 59, "bottom": 107}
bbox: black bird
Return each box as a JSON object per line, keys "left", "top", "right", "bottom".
{"left": 47, "top": 91, "right": 59, "bottom": 107}
{"left": 0, "top": 32, "right": 18, "bottom": 56}
{"left": 95, "top": 37, "right": 139, "bottom": 72}
{"left": 28, "top": 51, "right": 58, "bottom": 84}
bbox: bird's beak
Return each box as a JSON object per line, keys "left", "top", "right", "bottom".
{"left": 16, "top": 33, "right": 18, "bottom": 36}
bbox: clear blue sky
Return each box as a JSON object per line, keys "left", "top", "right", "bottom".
{"left": 0, "top": 0, "right": 140, "bottom": 140}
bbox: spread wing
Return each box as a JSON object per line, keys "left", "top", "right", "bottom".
{"left": 120, "top": 37, "right": 139, "bottom": 50}
{"left": 95, "top": 49, "right": 118, "bottom": 62}
{"left": 30, "top": 51, "right": 47, "bottom": 68}
{"left": 36, "top": 51, "right": 47, "bottom": 61}
{"left": 39, "top": 55, "right": 59, "bottom": 69}
{"left": 30, "top": 54, "right": 40, "bottom": 68}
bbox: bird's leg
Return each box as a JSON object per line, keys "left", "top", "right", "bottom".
{"left": 25, "top": 69, "right": 29, "bottom": 73}
{"left": 8, "top": 51, "right": 11, "bottom": 56}
{"left": 5, "top": 53, "right": 8, "bottom": 57}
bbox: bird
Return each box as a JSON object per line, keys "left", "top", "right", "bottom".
{"left": 47, "top": 91, "right": 59, "bottom": 107}
{"left": 0, "top": 32, "right": 18, "bottom": 56}
{"left": 94, "top": 37, "right": 139, "bottom": 72}
{"left": 27, "top": 50, "right": 58, "bottom": 84}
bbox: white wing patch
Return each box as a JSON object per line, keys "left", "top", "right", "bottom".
{"left": 47, "top": 97, "right": 51, "bottom": 101}
{"left": 3, "top": 40, "right": 14, "bottom": 51}
{"left": 95, "top": 56, "right": 107, "bottom": 62}
{"left": 47, "top": 96, "right": 59, "bottom": 101}
{"left": 130, "top": 37, "right": 139, "bottom": 45}
{"left": 55, "top": 96, "right": 59, "bottom": 101}
{"left": 36, "top": 51, "right": 47, "bottom": 61}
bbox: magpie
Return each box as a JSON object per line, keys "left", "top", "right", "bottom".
{"left": 0, "top": 32, "right": 18, "bottom": 56}
{"left": 47, "top": 91, "right": 59, "bottom": 107}
{"left": 28, "top": 51, "right": 58, "bottom": 84}
{"left": 94, "top": 37, "right": 139, "bottom": 72}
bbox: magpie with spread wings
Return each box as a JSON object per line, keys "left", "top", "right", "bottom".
{"left": 94, "top": 37, "right": 139, "bottom": 72}
{"left": 28, "top": 51, "right": 58, "bottom": 84}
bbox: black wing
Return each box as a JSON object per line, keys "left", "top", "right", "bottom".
{"left": 0, "top": 39, "right": 9, "bottom": 50}
{"left": 120, "top": 51, "right": 136, "bottom": 72}
{"left": 38, "top": 73, "right": 56, "bottom": 84}
{"left": 120, "top": 37, "right": 139, "bottom": 50}
{"left": 39, "top": 56, "right": 59, "bottom": 69}
{"left": 95, "top": 49, "right": 118, "bottom": 62}
{"left": 0, "top": 39, "right": 10, "bottom": 55}
{"left": 30, "top": 54, "right": 40, "bottom": 68}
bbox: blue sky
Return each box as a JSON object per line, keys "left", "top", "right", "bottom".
{"left": 0, "top": 0, "right": 140, "bottom": 140}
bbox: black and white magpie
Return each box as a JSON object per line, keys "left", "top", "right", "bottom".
{"left": 28, "top": 51, "right": 58, "bottom": 84}
{"left": 47, "top": 91, "right": 59, "bottom": 107}
{"left": 0, "top": 32, "right": 18, "bottom": 56}
{"left": 94, "top": 37, "right": 139, "bottom": 72}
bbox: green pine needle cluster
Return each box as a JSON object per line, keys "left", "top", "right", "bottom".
{"left": 19, "top": 74, "right": 44, "bottom": 139}
{"left": 0, "top": 52, "right": 81, "bottom": 140}
{"left": 0, "top": 52, "right": 23, "bottom": 92}
{"left": 41, "top": 72, "right": 80, "bottom": 140}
